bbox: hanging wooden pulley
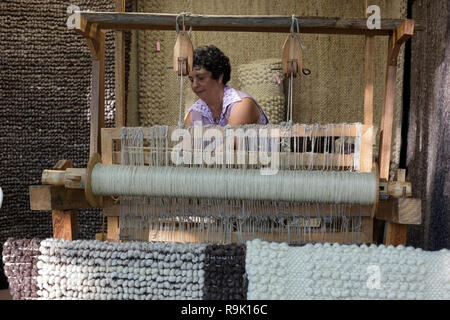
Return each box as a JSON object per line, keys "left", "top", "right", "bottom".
{"left": 173, "top": 32, "right": 194, "bottom": 76}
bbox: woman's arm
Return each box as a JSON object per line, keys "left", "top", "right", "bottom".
{"left": 228, "top": 98, "right": 260, "bottom": 125}
{"left": 184, "top": 111, "right": 193, "bottom": 126}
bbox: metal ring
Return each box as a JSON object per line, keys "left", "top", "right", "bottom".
{"left": 302, "top": 68, "right": 311, "bottom": 75}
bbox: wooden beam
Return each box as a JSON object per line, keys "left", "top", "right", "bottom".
{"left": 379, "top": 35, "right": 397, "bottom": 180}
{"left": 360, "top": 125, "right": 374, "bottom": 172}
{"left": 146, "top": 221, "right": 373, "bottom": 244}
{"left": 107, "top": 216, "right": 120, "bottom": 241}
{"left": 376, "top": 198, "right": 421, "bottom": 224}
{"left": 363, "top": 0, "right": 375, "bottom": 125}
{"left": 52, "top": 210, "right": 78, "bottom": 241}
{"left": 389, "top": 19, "right": 414, "bottom": 66}
{"left": 102, "top": 124, "right": 372, "bottom": 140}
{"left": 102, "top": 199, "right": 373, "bottom": 218}
{"left": 29, "top": 185, "right": 91, "bottom": 211}
{"left": 41, "top": 168, "right": 87, "bottom": 189}
{"left": 379, "top": 21, "right": 414, "bottom": 176}
{"left": 53, "top": 160, "right": 73, "bottom": 170}
{"left": 75, "top": 12, "right": 424, "bottom": 35}
{"left": 89, "top": 31, "right": 106, "bottom": 156}
{"left": 384, "top": 223, "right": 408, "bottom": 246}
{"left": 382, "top": 169, "right": 417, "bottom": 246}
{"left": 115, "top": 0, "right": 126, "bottom": 128}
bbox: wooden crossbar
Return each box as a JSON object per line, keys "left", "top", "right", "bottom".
{"left": 75, "top": 12, "right": 423, "bottom": 35}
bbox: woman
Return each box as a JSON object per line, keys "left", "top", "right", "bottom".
{"left": 184, "top": 45, "right": 268, "bottom": 126}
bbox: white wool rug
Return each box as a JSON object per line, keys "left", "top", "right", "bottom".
{"left": 246, "top": 239, "right": 450, "bottom": 300}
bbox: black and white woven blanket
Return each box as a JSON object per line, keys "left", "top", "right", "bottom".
{"left": 2, "top": 238, "right": 448, "bottom": 300}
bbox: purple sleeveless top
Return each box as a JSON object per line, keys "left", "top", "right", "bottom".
{"left": 187, "top": 86, "right": 268, "bottom": 126}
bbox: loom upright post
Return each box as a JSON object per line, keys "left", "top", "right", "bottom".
{"left": 378, "top": 20, "right": 415, "bottom": 245}
{"left": 363, "top": 0, "right": 375, "bottom": 126}
{"left": 75, "top": 19, "right": 106, "bottom": 156}
{"left": 115, "top": 0, "right": 126, "bottom": 128}
{"left": 89, "top": 32, "right": 105, "bottom": 156}
{"left": 51, "top": 160, "right": 79, "bottom": 241}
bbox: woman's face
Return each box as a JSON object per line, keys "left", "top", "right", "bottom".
{"left": 188, "top": 67, "right": 223, "bottom": 101}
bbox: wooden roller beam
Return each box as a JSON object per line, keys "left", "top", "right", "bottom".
{"left": 42, "top": 168, "right": 87, "bottom": 189}
{"left": 75, "top": 13, "right": 424, "bottom": 35}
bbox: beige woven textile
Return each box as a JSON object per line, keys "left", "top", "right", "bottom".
{"left": 129, "top": 0, "right": 406, "bottom": 178}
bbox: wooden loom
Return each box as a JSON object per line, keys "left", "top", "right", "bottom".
{"left": 29, "top": 7, "right": 423, "bottom": 246}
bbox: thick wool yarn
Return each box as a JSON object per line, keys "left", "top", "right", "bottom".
{"left": 2, "top": 238, "right": 42, "bottom": 300}
{"left": 246, "top": 239, "right": 450, "bottom": 300}
{"left": 36, "top": 239, "right": 206, "bottom": 300}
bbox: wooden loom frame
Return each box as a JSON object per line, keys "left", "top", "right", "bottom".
{"left": 30, "top": 3, "right": 423, "bottom": 246}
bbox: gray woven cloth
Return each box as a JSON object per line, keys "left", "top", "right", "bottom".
{"left": 36, "top": 239, "right": 207, "bottom": 300}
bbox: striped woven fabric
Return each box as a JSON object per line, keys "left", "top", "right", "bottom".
{"left": 2, "top": 238, "right": 247, "bottom": 300}
{"left": 3, "top": 237, "right": 449, "bottom": 300}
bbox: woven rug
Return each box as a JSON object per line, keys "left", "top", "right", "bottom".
{"left": 2, "top": 238, "right": 42, "bottom": 300}
{"left": 36, "top": 239, "right": 207, "bottom": 300}
{"left": 246, "top": 239, "right": 450, "bottom": 300}
{"left": 0, "top": 0, "right": 133, "bottom": 289}
{"left": 5, "top": 237, "right": 449, "bottom": 300}
{"left": 203, "top": 244, "right": 247, "bottom": 300}
{"left": 2, "top": 238, "right": 247, "bottom": 300}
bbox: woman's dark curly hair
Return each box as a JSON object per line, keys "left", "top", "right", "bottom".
{"left": 193, "top": 45, "right": 231, "bottom": 85}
